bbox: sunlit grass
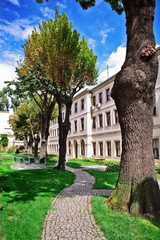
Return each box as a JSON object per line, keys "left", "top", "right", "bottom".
{"left": 0, "top": 153, "right": 75, "bottom": 240}
{"left": 92, "top": 196, "right": 160, "bottom": 240}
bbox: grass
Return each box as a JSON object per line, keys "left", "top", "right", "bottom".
{"left": 84, "top": 169, "right": 119, "bottom": 189}
{"left": 66, "top": 158, "right": 99, "bottom": 168}
{"left": 92, "top": 196, "right": 160, "bottom": 240}
{"left": 0, "top": 153, "right": 75, "bottom": 240}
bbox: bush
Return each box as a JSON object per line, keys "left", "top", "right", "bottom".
{"left": 104, "top": 160, "right": 120, "bottom": 172}
{"left": 19, "top": 146, "right": 24, "bottom": 151}
{"left": 156, "top": 164, "right": 160, "bottom": 174}
{"left": 48, "top": 154, "right": 59, "bottom": 162}
{"left": 7, "top": 148, "right": 14, "bottom": 153}
{"left": 15, "top": 148, "right": 20, "bottom": 154}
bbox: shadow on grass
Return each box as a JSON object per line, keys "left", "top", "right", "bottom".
{"left": 66, "top": 162, "right": 82, "bottom": 168}
{"left": 0, "top": 168, "right": 75, "bottom": 204}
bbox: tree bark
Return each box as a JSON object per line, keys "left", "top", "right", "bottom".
{"left": 24, "top": 135, "right": 28, "bottom": 152}
{"left": 40, "top": 99, "right": 56, "bottom": 159}
{"left": 54, "top": 97, "right": 72, "bottom": 171}
{"left": 28, "top": 135, "right": 33, "bottom": 155}
{"left": 34, "top": 134, "right": 40, "bottom": 157}
{"left": 107, "top": 0, "right": 160, "bottom": 219}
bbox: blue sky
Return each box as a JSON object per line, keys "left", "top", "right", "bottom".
{"left": 0, "top": 0, "right": 160, "bottom": 90}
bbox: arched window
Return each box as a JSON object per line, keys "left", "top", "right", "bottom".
{"left": 81, "top": 140, "right": 85, "bottom": 156}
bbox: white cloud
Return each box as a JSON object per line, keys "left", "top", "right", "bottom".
{"left": 2, "top": 51, "right": 23, "bottom": 65}
{"left": 40, "top": 7, "right": 55, "bottom": 19}
{"left": 7, "top": 0, "right": 20, "bottom": 6}
{"left": 88, "top": 38, "right": 96, "bottom": 47}
{"left": 156, "top": 44, "right": 160, "bottom": 49}
{"left": 0, "top": 17, "right": 40, "bottom": 41}
{"left": 99, "top": 28, "right": 114, "bottom": 44}
{"left": 57, "top": 2, "right": 67, "bottom": 9}
{"left": 98, "top": 45, "right": 126, "bottom": 83}
{"left": 0, "top": 63, "right": 17, "bottom": 90}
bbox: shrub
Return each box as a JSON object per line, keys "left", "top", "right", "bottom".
{"left": 156, "top": 164, "right": 160, "bottom": 174}
{"left": 104, "top": 160, "right": 120, "bottom": 172}
{"left": 19, "top": 145, "right": 24, "bottom": 151}
{"left": 7, "top": 148, "right": 14, "bottom": 153}
{"left": 48, "top": 154, "right": 59, "bottom": 162}
{"left": 15, "top": 148, "right": 20, "bottom": 154}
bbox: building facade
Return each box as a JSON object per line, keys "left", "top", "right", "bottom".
{"left": 48, "top": 49, "right": 160, "bottom": 160}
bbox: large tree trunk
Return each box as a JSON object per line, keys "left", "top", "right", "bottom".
{"left": 24, "top": 135, "right": 28, "bottom": 152}
{"left": 107, "top": 0, "right": 160, "bottom": 219}
{"left": 55, "top": 97, "right": 72, "bottom": 171}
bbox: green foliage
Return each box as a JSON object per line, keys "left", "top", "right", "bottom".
{"left": 92, "top": 196, "right": 160, "bottom": 240}
{"left": 0, "top": 153, "right": 75, "bottom": 240}
{"left": 0, "top": 134, "right": 9, "bottom": 147}
{"left": 104, "top": 160, "right": 120, "bottom": 172}
{"left": 156, "top": 164, "right": 160, "bottom": 174}
{"left": 19, "top": 146, "right": 24, "bottom": 151}
{"left": 15, "top": 148, "right": 20, "bottom": 154}
{"left": 7, "top": 148, "right": 15, "bottom": 153}
{"left": 0, "top": 89, "right": 9, "bottom": 111}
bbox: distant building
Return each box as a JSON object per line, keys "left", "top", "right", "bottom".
{"left": 48, "top": 48, "right": 160, "bottom": 160}
{"left": 0, "top": 108, "right": 23, "bottom": 148}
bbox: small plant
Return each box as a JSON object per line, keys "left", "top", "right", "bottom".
{"left": 0, "top": 134, "right": 9, "bottom": 148}
{"left": 7, "top": 148, "right": 14, "bottom": 153}
{"left": 156, "top": 164, "right": 160, "bottom": 174}
{"left": 15, "top": 148, "right": 20, "bottom": 154}
{"left": 104, "top": 160, "right": 120, "bottom": 172}
{"left": 19, "top": 145, "right": 24, "bottom": 151}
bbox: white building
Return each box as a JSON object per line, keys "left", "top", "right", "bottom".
{"left": 48, "top": 48, "right": 160, "bottom": 160}
{"left": 0, "top": 108, "right": 23, "bottom": 149}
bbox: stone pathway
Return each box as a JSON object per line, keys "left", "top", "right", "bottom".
{"left": 11, "top": 164, "right": 47, "bottom": 170}
{"left": 41, "top": 167, "right": 113, "bottom": 240}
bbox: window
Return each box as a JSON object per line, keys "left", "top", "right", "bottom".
{"left": 93, "top": 116, "right": 96, "bottom": 129}
{"left": 93, "top": 142, "right": 96, "bottom": 155}
{"left": 74, "top": 120, "right": 77, "bottom": 132}
{"left": 99, "top": 92, "right": 102, "bottom": 104}
{"left": 115, "top": 110, "right": 119, "bottom": 124}
{"left": 81, "top": 140, "right": 85, "bottom": 155}
{"left": 99, "top": 142, "right": 103, "bottom": 156}
{"left": 106, "top": 112, "right": 111, "bottom": 126}
{"left": 153, "top": 139, "right": 159, "bottom": 159}
{"left": 107, "top": 141, "right": 111, "bottom": 156}
{"left": 115, "top": 141, "right": 120, "bottom": 157}
{"left": 75, "top": 102, "right": 77, "bottom": 113}
{"left": 93, "top": 96, "right": 96, "bottom": 106}
{"left": 81, "top": 118, "right": 84, "bottom": 130}
{"left": 99, "top": 114, "right": 103, "bottom": 128}
{"left": 106, "top": 88, "right": 111, "bottom": 102}
{"left": 81, "top": 99, "right": 85, "bottom": 110}
{"left": 68, "top": 141, "right": 71, "bottom": 154}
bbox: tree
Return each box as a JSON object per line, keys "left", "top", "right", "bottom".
{"left": 0, "top": 88, "right": 9, "bottom": 111}
{"left": 0, "top": 134, "right": 9, "bottom": 148}
{"left": 9, "top": 101, "right": 40, "bottom": 155}
{"left": 73, "top": 0, "right": 160, "bottom": 219}
{"left": 31, "top": 8, "right": 98, "bottom": 170}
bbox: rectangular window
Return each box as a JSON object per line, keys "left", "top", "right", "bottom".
{"left": 81, "top": 118, "right": 84, "bottom": 130}
{"left": 107, "top": 141, "right": 111, "bottom": 156}
{"left": 75, "top": 102, "right": 77, "bottom": 113}
{"left": 106, "top": 88, "right": 111, "bottom": 102}
{"left": 74, "top": 120, "right": 77, "bottom": 132}
{"left": 93, "top": 116, "right": 96, "bottom": 129}
{"left": 106, "top": 112, "right": 111, "bottom": 126}
{"left": 115, "top": 141, "right": 120, "bottom": 157}
{"left": 153, "top": 139, "right": 159, "bottom": 159}
{"left": 99, "top": 114, "right": 103, "bottom": 128}
{"left": 99, "top": 92, "right": 102, "bottom": 104}
{"left": 99, "top": 142, "right": 103, "bottom": 156}
{"left": 93, "top": 96, "right": 96, "bottom": 106}
{"left": 115, "top": 110, "right": 119, "bottom": 124}
{"left": 93, "top": 142, "right": 96, "bottom": 155}
{"left": 81, "top": 99, "right": 85, "bottom": 110}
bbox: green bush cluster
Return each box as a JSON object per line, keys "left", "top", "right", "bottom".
{"left": 104, "top": 160, "right": 120, "bottom": 172}
{"left": 15, "top": 148, "right": 20, "bottom": 154}
{"left": 7, "top": 148, "right": 15, "bottom": 153}
{"left": 156, "top": 164, "right": 160, "bottom": 174}
{"left": 48, "top": 154, "right": 59, "bottom": 162}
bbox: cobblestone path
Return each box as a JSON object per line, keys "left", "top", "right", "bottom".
{"left": 41, "top": 166, "right": 113, "bottom": 240}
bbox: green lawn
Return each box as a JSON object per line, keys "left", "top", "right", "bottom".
{"left": 66, "top": 158, "right": 99, "bottom": 168}
{"left": 0, "top": 153, "right": 75, "bottom": 240}
{"left": 84, "top": 169, "right": 119, "bottom": 189}
{"left": 92, "top": 196, "right": 160, "bottom": 240}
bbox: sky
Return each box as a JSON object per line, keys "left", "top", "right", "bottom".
{"left": 0, "top": 0, "right": 160, "bottom": 90}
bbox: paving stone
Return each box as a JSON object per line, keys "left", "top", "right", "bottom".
{"left": 41, "top": 166, "right": 113, "bottom": 240}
